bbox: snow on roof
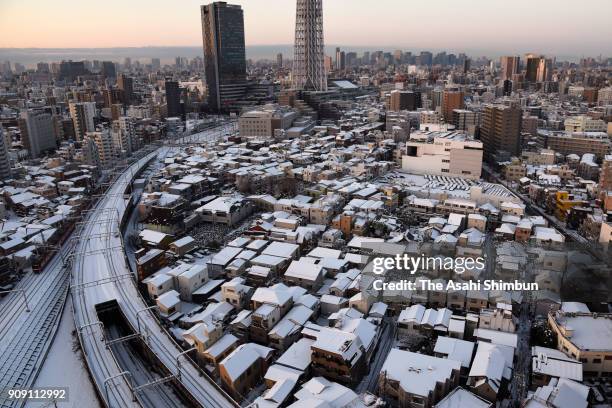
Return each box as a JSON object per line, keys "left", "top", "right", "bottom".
{"left": 552, "top": 312, "right": 612, "bottom": 351}
{"left": 285, "top": 260, "right": 323, "bottom": 282}
{"left": 495, "top": 223, "right": 516, "bottom": 235}
{"left": 447, "top": 213, "right": 465, "bottom": 226}
{"left": 398, "top": 304, "right": 426, "bottom": 324}
{"left": 346, "top": 236, "right": 384, "bottom": 249}
{"left": 531, "top": 346, "right": 582, "bottom": 382}
{"left": 368, "top": 302, "right": 388, "bottom": 318}
{"left": 292, "top": 377, "right": 360, "bottom": 408}
{"left": 533, "top": 227, "right": 564, "bottom": 242}
{"left": 307, "top": 247, "right": 341, "bottom": 259}
{"left": 469, "top": 341, "right": 514, "bottom": 386}
{"left": 139, "top": 229, "right": 170, "bottom": 245}
{"left": 220, "top": 343, "right": 274, "bottom": 381}
{"left": 227, "top": 236, "right": 251, "bottom": 248}
{"left": 198, "top": 195, "right": 244, "bottom": 214}
{"left": 276, "top": 338, "right": 314, "bottom": 372}
{"left": 256, "top": 378, "right": 296, "bottom": 406}
{"left": 312, "top": 327, "right": 362, "bottom": 362}
{"left": 209, "top": 246, "right": 242, "bottom": 266}
{"left": 474, "top": 328, "right": 518, "bottom": 348}
{"left": 157, "top": 290, "right": 181, "bottom": 309}
{"left": 265, "top": 364, "right": 303, "bottom": 385}
{"left": 528, "top": 378, "right": 589, "bottom": 408}
{"left": 381, "top": 349, "right": 461, "bottom": 397}
{"left": 246, "top": 239, "right": 269, "bottom": 251}
{"left": 434, "top": 336, "right": 475, "bottom": 368}
{"left": 560, "top": 302, "right": 590, "bottom": 313}
{"left": 468, "top": 345, "right": 507, "bottom": 386}
{"left": 171, "top": 236, "right": 195, "bottom": 248}
{"left": 251, "top": 285, "right": 292, "bottom": 306}
{"left": 204, "top": 333, "right": 238, "bottom": 359}
{"left": 435, "top": 387, "right": 491, "bottom": 408}
{"left": 341, "top": 318, "right": 377, "bottom": 351}
{"left": 262, "top": 241, "right": 299, "bottom": 258}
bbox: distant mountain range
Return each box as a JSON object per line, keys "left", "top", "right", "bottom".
{"left": 0, "top": 45, "right": 583, "bottom": 67}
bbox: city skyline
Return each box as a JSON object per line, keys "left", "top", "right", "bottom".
{"left": 1, "top": 0, "right": 612, "bottom": 57}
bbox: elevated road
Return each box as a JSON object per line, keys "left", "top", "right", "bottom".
{"left": 72, "top": 127, "right": 238, "bottom": 407}
{"left": 0, "top": 150, "right": 156, "bottom": 408}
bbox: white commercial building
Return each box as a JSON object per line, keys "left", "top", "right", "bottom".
{"left": 402, "top": 130, "right": 483, "bottom": 179}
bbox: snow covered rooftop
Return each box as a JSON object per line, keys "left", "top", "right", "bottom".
{"left": 381, "top": 349, "right": 461, "bottom": 397}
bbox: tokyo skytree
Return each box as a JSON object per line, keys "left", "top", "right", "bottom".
{"left": 292, "top": 0, "right": 327, "bottom": 91}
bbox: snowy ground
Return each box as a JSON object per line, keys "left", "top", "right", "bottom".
{"left": 28, "top": 302, "right": 101, "bottom": 408}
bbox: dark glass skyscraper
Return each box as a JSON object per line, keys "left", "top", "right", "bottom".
{"left": 165, "top": 80, "right": 181, "bottom": 118}
{"left": 201, "top": 2, "right": 246, "bottom": 112}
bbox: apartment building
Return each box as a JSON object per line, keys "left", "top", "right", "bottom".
{"left": 480, "top": 104, "right": 522, "bottom": 163}
{"left": 564, "top": 115, "right": 607, "bottom": 133}
{"left": 543, "top": 131, "right": 610, "bottom": 160}
{"left": 547, "top": 310, "right": 612, "bottom": 377}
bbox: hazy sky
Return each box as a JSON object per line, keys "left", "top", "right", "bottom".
{"left": 1, "top": 0, "right": 611, "bottom": 56}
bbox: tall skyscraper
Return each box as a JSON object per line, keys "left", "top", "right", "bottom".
{"left": 500, "top": 56, "right": 520, "bottom": 81}
{"left": 117, "top": 74, "right": 134, "bottom": 105}
{"left": 101, "top": 61, "right": 116, "bottom": 78}
{"left": 69, "top": 102, "right": 96, "bottom": 141}
{"left": 18, "top": 108, "right": 57, "bottom": 158}
{"left": 0, "top": 127, "right": 12, "bottom": 180}
{"left": 292, "top": 0, "right": 327, "bottom": 91}
{"left": 480, "top": 104, "right": 522, "bottom": 162}
{"left": 165, "top": 80, "right": 182, "bottom": 118}
{"left": 522, "top": 54, "right": 552, "bottom": 84}
{"left": 277, "top": 53, "right": 283, "bottom": 68}
{"left": 201, "top": 2, "right": 247, "bottom": 112}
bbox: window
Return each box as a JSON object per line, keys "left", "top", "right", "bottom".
{"left": 593, "top": 359, "right": 602, "bottom": 364}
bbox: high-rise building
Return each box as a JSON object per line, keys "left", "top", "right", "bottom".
{"left": 442, "top": 88, "right": 465, "bottom": 123}
{"left": 0, "top": 127, "right": 12, "bottom": 180}
{"left": 59, "top": 60, "right": 87, "bottom": 81}
{"left": 151, "top": 58, "right": 161, "bottom": 70}
{"left": 18, "top": 109, "right": 57, "bottom": 158}
{"left": 201, "top": 2, "right": 247, "bottom": 112}
{"left": 452, "top": 109, "right": 480, "bottom": 132}
{"left": 362, "top": 52, "right": 370, "bottom": 66}
{"left": 389, "top": 90, "right": 421, "bottom": 112}
{"left": 276, "top": 53, "right": 283, "bottom": 68}
{"left": 334, "top": 47, "right": 346, "bottom": 71}
{"left": 292, "top": 0, "right": 327, "bottom": 91}
{"left": 419, "top": 51, "right": 433, "bottom": 66}
{"left": 536, "top": 58, "right": 553, "bottom": 83}
{"left": 165, "top": 80, "right": 182, "bottom": 118}
{"left": 117, "top": 74, "right": 134, "bottom": 105}
{"left": 525, "top": 54, "right": 546, "bottom": 83}
{"left": 480, "top": 104, "right": 522, "bottom": 162}
{"left": 503, "top": 79, "right": 513, "bottom": 96}
{"left": 500, "top": 56, "right": 520, "bottom": 81}
{"left": 69, "top": 102, "right": 96, "bottom": 141}
{"left": 101, "top": 61, "right": 116, "bottom": 78}
{"left": 113, "top": 117, "right": 135, "bottom": 156}
{"left": 87, "top": 129, "right": 115, "bottom": 168}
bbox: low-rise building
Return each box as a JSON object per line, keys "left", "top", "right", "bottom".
{"left": 547, "top": 310, "right": 612, "bottom": 377}
{"left": 379, "top": 349, "right": 461, "bottom": 408}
